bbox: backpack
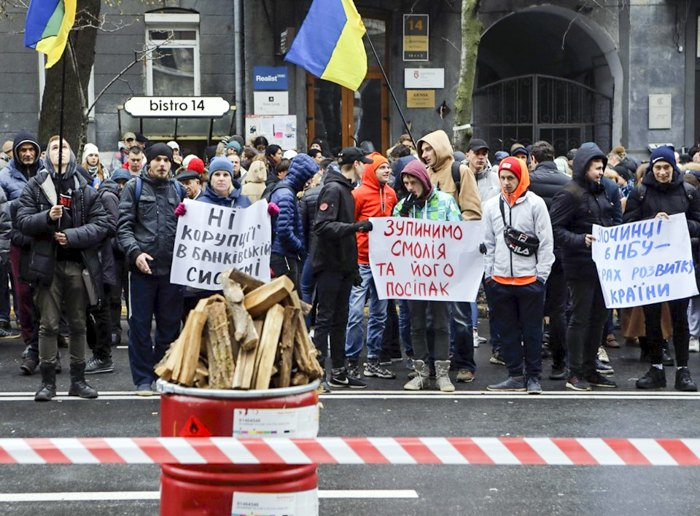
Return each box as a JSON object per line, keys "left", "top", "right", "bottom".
{"left": 451, "top": 160, "right": 465, "bottom": 192}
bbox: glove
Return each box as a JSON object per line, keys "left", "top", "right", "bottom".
{"left": 353, "top": 271, "right": 363, "bottom": 286}
{"left": 354, "top": 220, "right": 373, "bottom": 233}
{"left": 399, "top": 194, "right": 416, "bottom": 217}
{"left": 174, "top": 202, "right": 187, "bottom": 217}
{"left": 267, "top": 202, "right": 280, "bottom": 216}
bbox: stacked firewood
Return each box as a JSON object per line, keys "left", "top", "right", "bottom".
{"left": 155, "top": 269, "right": 324, "bottom": 390}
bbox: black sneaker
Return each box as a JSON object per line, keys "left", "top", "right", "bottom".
{"left": 85, "top": 356, "right": 114, "bottom": 375}
{"left": 20, "top": 355, "right": 38, "bottom": 375}
{"left": 549, "top": 365, "right": 568, "bottom": 381}
{"left": 586, "top": 372, "right": 617, "bottom": 388}
{"left": 636, "top": 366, "right": 666, "bottom": 389}
{"left": 565, "top": 376, "right": 591, "bottom": 391}
{"left": 0, "top": 325, "right": 19, "bottom": 339}
{"left": 329, "top": 369, "right": 367, "bottom": 389}
{"left": 675, "top": 368, "right": 698, "bottom": 392}
{"left": 363, "top": 361, "right": 396, "bottom": 379}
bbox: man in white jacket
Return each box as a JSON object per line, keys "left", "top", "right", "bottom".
{"left": 482, "top": 157, "right": 555, "bottom": 394}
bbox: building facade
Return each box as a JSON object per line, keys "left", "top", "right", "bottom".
{"left": 0, "top": 0, "right": 697, "bottom": 160}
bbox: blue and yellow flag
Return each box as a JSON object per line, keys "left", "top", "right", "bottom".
{"left": 24, "top": 0, "right": 77, "bottom": 68}
{"left": 285, "top": 0, "right": 367, "bottom": 91}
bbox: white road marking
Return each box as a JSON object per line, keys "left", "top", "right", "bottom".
{"left": 0, "top": 490, "right": 419, "bottom": 502}
{"left": 0, "top": 390, "right": 698, "bottom": 401}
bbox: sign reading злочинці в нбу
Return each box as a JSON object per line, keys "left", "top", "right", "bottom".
{"left": 124, "top": 97, "right": 230, "bottom": 118}
{"left": 592, "top": 213, "right": 698, "bottom": 308}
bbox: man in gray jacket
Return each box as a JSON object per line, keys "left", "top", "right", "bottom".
{"left": 483, "top": 157, "right": 554, "bottom": 394}
{"left": 117, "top": 143, "right": 184, "bottom": 395}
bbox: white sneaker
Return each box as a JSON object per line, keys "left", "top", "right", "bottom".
{"left": 597, "top": 346, "right": 610, "bottom": 363}
{"left": 473, "top": 329, "right": 486, "bottom": 348}
{"left": 690, "top": 336, "right": 700, "bottom": 353}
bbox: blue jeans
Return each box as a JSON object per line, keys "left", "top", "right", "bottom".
{"left": 450, "top": 301, "right": 475, "bottom": 372}
{"left": 486, "top": 281, "right": 545, "bottom": 379}
{"left": 345, "top": 264, "right": 387, "bottom": 361}
{"left": 300, "top": 257, "right": 315, "bottom": 328}
{"left": 128, "top": 272, "right": 184, "bottom": 387}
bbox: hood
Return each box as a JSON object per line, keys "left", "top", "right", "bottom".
{"left": 400, "top": 159, "right": 434, "bottom": 199}
{"left": 641, "top": 167, "right": 684, "bottom": 190}
{"left": 44, "top": 150, "right": 78, "bottom": 180}
{"left": 246, "top": 161, "right": 267, "bottom": 184}
{"left": 201, "top": 185, "right": 243, "bottom": 204}
{"left": 417, "top": 130, "right": 454, "bottom": 171}
{"left": 361, "top": 152, "right": 389, "bottom": 191}
{"left": 13, "top": 131, "right": 41, "bottom": 160}
{"left": 98, "top": 178, "right": 121, "bottom": 197}
{"left": 282, "top": 153, "right": 319, "bottom": 192}
{"left": 572, "top": 142, "right": 607, "bottom": 187}
{"left": 498, "top": 157, "right": 530, "bottom": 207}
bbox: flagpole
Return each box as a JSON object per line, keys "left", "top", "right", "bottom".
{"left": 363, "top": 31, "right": 417, "bottom": 148}
{"left": 56, "top": 35, "right": 68, "bottom": 228}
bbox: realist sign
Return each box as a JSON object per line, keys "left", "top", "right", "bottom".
{"left": 368, "top": 217, "right": 484, "bottom": 302}
{"left": 171, "top": 199, "right": 271, "bottom": 290}
{"left": 592, "top": 213, "right": 698, "bottom": 308}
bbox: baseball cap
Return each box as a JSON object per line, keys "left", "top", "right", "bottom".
{"left": 468, "top": 138, "right": 489, "bottom": 152}
{"left": 338, "top": 147, "right": 373, "bottom": 166}
{"left": 166, "top": 141, "right": 179, "bottom": 150}
{"left": 123, "top": 131, "right": 136, "bottom": 142}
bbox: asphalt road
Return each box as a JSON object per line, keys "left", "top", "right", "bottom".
{"left": 1, "top": 320, "right": 700, "bottom": 515}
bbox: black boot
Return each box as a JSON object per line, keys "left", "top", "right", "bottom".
{"left": 675, "top": 368, "right": 698, "bottom": 392}
{"left": 68, "top": 362, "right": 98, "bottom": 399}
{"left": 35, "top": 362, "right": 57, "bottom": 402}
{"left": 20, "top": 354, "right": 39, "bottom": 375}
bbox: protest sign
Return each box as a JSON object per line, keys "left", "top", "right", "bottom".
{"left": 170, "top": 199, "right": 271, "bottom": 290}
{"left": 592, "top": 213, "right": 698, "bottom": 308}
{"left": 368, "top": 217, "right": 484, "bottom": 302}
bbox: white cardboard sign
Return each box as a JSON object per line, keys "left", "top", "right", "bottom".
{"left": 170, "top": 199, "right": 271, "bottom": 290}
{"left": 368, "top": 217, "right": 484, "bottom": 302}
{"left": 592, "top": 213, "right": 698, "bottom": 308}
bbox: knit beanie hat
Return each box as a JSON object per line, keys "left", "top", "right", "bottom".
{"left": 208, "top": 156, "right": 234, "bottom": 177}
{"left": 649, "top": 145, "right": 679, "bottom": 173}
{"left": 82, "top": 143, "right": 99, "bottom": 161}
{"left": 498, "top": 156, "right": 524, "bottom": 181}
{"left": 145, "top": 142, "right": 172, "bottom": 163}
{"left": 186, "top": 157, "right": 205, "bottom": 174}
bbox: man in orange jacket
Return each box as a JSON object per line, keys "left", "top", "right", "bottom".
{"left": 345, "top": 153, "right": 398, "bottom": 380}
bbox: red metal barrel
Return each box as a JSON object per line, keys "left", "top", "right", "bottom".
{"left": 158, "top": 380, "right": 320, "bottom": 516}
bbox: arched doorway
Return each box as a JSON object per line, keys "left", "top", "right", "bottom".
{"left": 472, "top": 6, "right": 622, "bottom": 154}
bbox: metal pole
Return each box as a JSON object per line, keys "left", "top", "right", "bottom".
{"left": 233, "top": 0, "right": 244, "bottom": 135}
{"left": 363, "top": 31, "right": 416, "bottom": 147}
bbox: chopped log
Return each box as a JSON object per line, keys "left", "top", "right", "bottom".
{"left": 244, "top": 276, "right": 294, "bottom": 318}
{"left": 286, "top": 290, "right": 312, "bottom": 316}
{"left": 240, "top": 317, "right": 259, "bottom": 351}
{"left": 291, "top": 371, "right": 309, "bottom": 386}
{"left": 225, "top": 268, "right": 264, "bottom": 293}
{"left": 232, "top": 347, "right": 257, "bottom": 389}
{"left": 178, "top": 297, "right": 215, "bottom": 386}
{"left": 293, "top": 311, "right": 324, "bottom": 380}
{"left": 277, "top": 307, "right": 299, "bottom": 388}
{"left": 206, "top": 301, "right": 235, "bottom": 389}
{"left": 224, "top": 302, "right": 240, "bottom": 360}
{"left": 193, "top": 362, "right": 209, "bottom": 389}
{"left": 252, "top": 304, "right": 285, "bottom": 390}
{"left": 221, "top": 277, "right": 245, "bottom": 304}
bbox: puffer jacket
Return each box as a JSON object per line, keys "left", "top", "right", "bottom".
{"left": 550, "top": 143, "right": 616, "bottom": 281}
{"left": 269, "top": 154, "right": 318, "bottom": 259}
{"left": 0, "top": 188, "right": 11, "bottom": 264}
{"left": 416, "top": 130, "right": 481, "bottom": 220}
{"left": 117, "top": 173, "right": 185, "bottom": 276}
{"left": 483, "top": 191, "right": 554, "bottom": 282}
{"left": 529, "top": 161, "right": 571, "bottom": 208}
{"left": 0, "top": 132, "right": 42, "bottom": 205}
{"left": 624, "top": 169, "right": 700, "bottom": 236}
{"left": 15, "top": 158, "right": 113, "bottom": 299}
{"left": 353, "top": 154, "right": 397, "bottom": 264}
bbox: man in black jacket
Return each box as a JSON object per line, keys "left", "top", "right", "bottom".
{"left": 550, "top": 143, "right": 618, "bottom": 392}
{"left": 623, "top": 146, "right": 700, "bottom": 391}
{"left": 529, "top": 140, "right": 571, "bottom": 380}
{"left": 117, "top": 143, "right": 184, "bottom": 395}
{"left": 312, "top": 147, "right": 372, "bottom": 389}
{"left": 16, "top": 136, "right": 113, "bottom": 402}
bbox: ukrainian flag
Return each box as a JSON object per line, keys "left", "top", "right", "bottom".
{"left": 285, "top": 0, "right": 367, "bottom": 91}
{"left": 24, "top": 0, "right": 77, "bottom": 68}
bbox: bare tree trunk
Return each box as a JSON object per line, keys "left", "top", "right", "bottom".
{"left": 38, "top": 0, "right": 100, "bottom": 152}
{"left": 453, "top": 0, "right": 482, "bottom": 150}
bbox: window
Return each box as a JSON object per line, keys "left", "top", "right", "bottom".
{"left": 144, "top": 12, "right": 200, "bottom": 96}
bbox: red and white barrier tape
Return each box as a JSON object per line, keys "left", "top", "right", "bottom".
{"left": 1, "top": 437, "right": 699, "bottom": 466}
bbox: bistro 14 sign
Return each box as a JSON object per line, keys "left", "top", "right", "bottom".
{"left": 124, "top": 96, "right": 231, "bottom": 118}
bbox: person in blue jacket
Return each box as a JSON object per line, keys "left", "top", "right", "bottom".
{"left": 198, "top": 157, "right": 251, "bottom": 209}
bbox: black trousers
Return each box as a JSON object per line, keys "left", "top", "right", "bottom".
{"left": 544, "top": 262, "right": 567, "bottom": 368}
{"left": 644, "top": 299, "right": 690, "bottom": 367}
{"left": 313, "top": 270, "right": 353, "bottom": 369}
{"left": 270, "top": 253, "right": 301, "bottom": 293}
{"left": 86, "top": 286, "right": 113, "bottom": 360}
{"left": 381, "top": 299, "right": 401, "bottom": 358}
{"left": 566, "top": 277, "right": 607, "bottom": 377}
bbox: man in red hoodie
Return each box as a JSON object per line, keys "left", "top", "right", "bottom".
{"left": 345, "top": 153, "right": 398, "bottom": 380}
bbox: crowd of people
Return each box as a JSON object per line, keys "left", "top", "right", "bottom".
{"left": 1, "top": 126, "right": 699, "bottom": 399}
